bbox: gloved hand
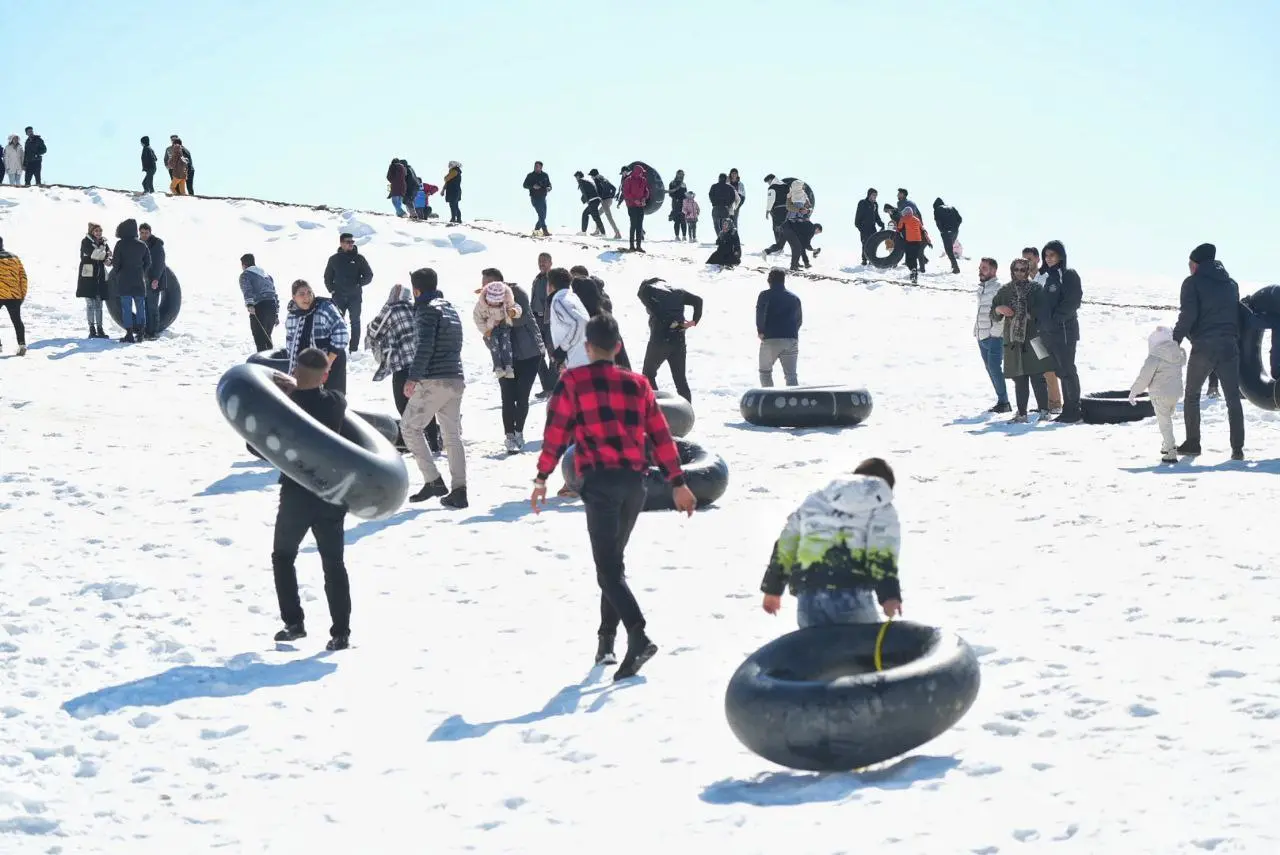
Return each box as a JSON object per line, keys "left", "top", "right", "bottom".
{"left": 1128, "top": 392, "right": 1138, "bottom": 406}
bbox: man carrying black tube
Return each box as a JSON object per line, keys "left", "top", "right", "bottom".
{"left": 268, "top": 347, "right": 352, "bottom": 651}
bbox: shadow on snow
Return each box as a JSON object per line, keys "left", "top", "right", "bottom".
{"left": 699, "top": 754, "right": 962, "bottom": 806}
{"left": 1120, "top": 457, "right": 1280, "bottom": 474}
{"left": 302, "top": 507, "right": 429, "bottom": 552}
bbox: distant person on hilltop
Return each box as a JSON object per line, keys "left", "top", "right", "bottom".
{"left": 682, "top": 191, "right": 700, "bottom": 242}
{"left": 22, "top": 127, "right": 45, "bottom": 186}
{"left": 414, "top": 180, "right": 438, "bottom": 220}
{"left": 728, "top": 168, "right": 745, "bottom": 229}
{"left": 0, "top": 237, "right": 30, "bottom": 356}
{"left": 239, "top": 253, "right": 280, "bottom": 351}
{"left": 705, "top": 218, "right": 741, "bottom": 267}
{"left": 708, "top": 173, "right": 736, "bottom": 237}
{"left": 108, "top": 219, "right": 152, "bottom": 344}
{"left": 140, "top": 136, "right": 157, "bottom": 193}
{"left": 323, "top": 232, "right": 374, "bottom": 351}
{"left": 387, "top": 159, "right": 407, "bottom": 217}
{"left": 761, "top": 174, "right": 790, "bottom": 257}
{"left": 78, "top": 223, "right": 112, "bottom": 339}
{"left": 443, "top": 161, "right": 462, "bottom": 223}
{"left": 784, "top": 221, "right": 822, "bottom": 272}
{"left": 895, "top": 206, "right": 929, "bottom": 283}
{"left": 855, "top": 188, "right": 884, "bottom": 265}
{"left": 523, "top": 161, "right": 552, "bottom": 236}
{"left": 164, "top": 135, "right": 193, "bottom": 194}
{"left": 589, "top": 169, "right": 622, "bottom": 239}
{"left": 137, "top": 223, "right": 168, "bottom": 341}
{"left": 4, "top": 136, "right": 24, "bottom": 185}
{"left": 1173, "top": 242, "right": 1244, "bottom": 460}
{"left": 164, "top": 137, "right": 188, "bottom": 195}
{"left": 668, "top": 169, "right": 688, "bottom": 241}
{"left": 932, "top": 198, "right": 963, "bottom": 275}
{"left": 619, "top": 164, "right": 650, "bottom": 252}
{"left": 266, "top": 346, "right": 353, "bottom": 652}
{"left": 401, "top": 160, "right": 422, "bottom": 219}
{"left": 574, "top": 170, "right": 605, "bottom": 237}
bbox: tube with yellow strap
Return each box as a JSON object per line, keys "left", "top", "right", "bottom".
{"left": 873, "top": 618, "right": 893, "bottom": 672}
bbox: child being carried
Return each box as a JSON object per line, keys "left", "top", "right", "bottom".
{"left": 473, "top": 280, "right": 521, "bottom": 378}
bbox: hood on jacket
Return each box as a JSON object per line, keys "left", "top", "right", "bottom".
{"left": 812, "top": 475, "right": 894, "bottom": 518}
{"left": 1148, "top": 325, "right": 1187, "bottom": 364}
{"left": 1196, "top": 259, "right": 1232, "bottom": 285}
{"left": 386, "top": 283, "right": 411, "bottom": 303}
{"left": 245, "top": 265, "right": 272, "bottom": 282}
{"left": 8, "top": 135, "right": 20, "bottom": 146}
{"left": 933, "top": 197, "right": 945, "bottom": 208}
{"left": 448, "top": 160, "right": 461, "bottom": 169}
{"left": 1041, "top": 239, "right": 1068, "bottom": 269}
{"left": 631, "top": 164, "right": 646, "bottom": 178}
{"left": 115, "top": 219, "right": 139, "bottom": 240}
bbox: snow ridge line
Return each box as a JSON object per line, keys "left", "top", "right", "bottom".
{"left": 4, "top": 182, "right": 1181, "bottom": 313}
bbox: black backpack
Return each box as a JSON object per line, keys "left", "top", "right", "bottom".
{"left": 597, "top": 177, "right": 616, "bottom": 199}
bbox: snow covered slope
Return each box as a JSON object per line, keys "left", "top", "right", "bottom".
{"left": 1, "top": 186, "right": 1278, "bottom": 854}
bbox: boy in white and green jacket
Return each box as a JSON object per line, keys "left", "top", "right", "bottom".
{"left": 760, "top": 457, "right": 902, "bottom": 626}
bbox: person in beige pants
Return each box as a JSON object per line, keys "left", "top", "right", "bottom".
{"left": 588, "top": 168, "right": 622, "bottom": 239}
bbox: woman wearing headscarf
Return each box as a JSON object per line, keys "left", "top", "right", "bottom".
{"left": 990, "top": 257, "right": 1056, "bottom": 423}
{"left": 77, "top": 223, "right": 112, "bottom": 338}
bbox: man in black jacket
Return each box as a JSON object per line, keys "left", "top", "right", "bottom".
{"left": 1038, "top": 240, "right": 1084, "bottom": 423}
{"left": 756, "top": 268, "right": 802, "bottom": 386}
{"left": 854, "top": 188, "right": 883, "bottom": 264}
{"left": 140, "top": 136, "right": 157, "bottom": 193}
{"left": 402, "top": 267, "right": 469, "bottom": 508}
{"left": 1173, "top": 243, "right": 1244, "bottom": 459}
{"left": 323, "top": 233, "right": 374, "bottom": 351}
{"left": 708, "top": 174, "right": 736, "bottom": 237}
{"left": 761, "top": 174, "right": 790, "bottom": 256}
{"left": 138, "top": 223, "right": 167, "bottom": 340}
{"left": 638, "top": 277, "right": 702, "bottom": 402}
{"left": 22, "top": 127, "right": 45, "bottom": 186}
{"left": 522, "top": 161, "right": 552, "bottom": 235}
{"left": 932, "top": 198, "right": 962, "bottom": 274}
{"left": 268, "top": 347, "right": 352, "bottom": 651}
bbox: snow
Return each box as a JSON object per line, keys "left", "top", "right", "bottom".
{"left": 2, "top": 185, "right": 1279, "bottom": 854}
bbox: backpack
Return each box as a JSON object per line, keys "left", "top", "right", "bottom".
{"left": 622, "top": 170, "right": 649, "bottom": 203}
{"left": 597, "top": 177, "right": 616, "bottom": 199}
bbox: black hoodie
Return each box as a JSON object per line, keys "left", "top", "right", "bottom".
{"left": 1173, "top": 259, "right": 1241, "bottom": 345}
{"left": 1038, "top": 239, "right": 1082, "bottom": 338}
{"left": 110, "top": 219, "right": 152, "bottom": 297}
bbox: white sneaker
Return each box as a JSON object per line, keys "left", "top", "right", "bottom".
{"left": 504, "top": 432, "right": 519, "bottom": 454}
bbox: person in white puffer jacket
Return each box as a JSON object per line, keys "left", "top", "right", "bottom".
{"left": 974, "top": 257, "right": 1009, "bottom": 413}
{"left": 546, "top": 266, "right": 590, "bottom": 370}
{"left": 3, "top": 136, "right": 23, "bottom": 184}
{"left": 1129, "top": 325, "right": 1187, "bottom": 464}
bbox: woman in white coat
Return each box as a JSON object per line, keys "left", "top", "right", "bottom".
{"left": 3, "top": 137, "right": 23, "bottom": 185}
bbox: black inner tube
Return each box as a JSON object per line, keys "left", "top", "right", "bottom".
{"left": 864, "top": 230, "right": 904, "bottom": 269}
{"left": 1238, "top": 324, "right": 1280, "bottom": 410}
{"left": 106, "top": 270, "right": 183, "bottom": 332}
{"left": 778, "top": 177, "right": 816, "bottom": 210}
{"left": 560, "top": 438, "right": 728, "bottom": 509}
{"left": 654, "top": 389, "right": 695, "bottom": 437}
{"left": 629, "top": 161, "right": 665, "bottom": 216}
{"left": 740, "top": 386, "right": 873, "bottom": 428}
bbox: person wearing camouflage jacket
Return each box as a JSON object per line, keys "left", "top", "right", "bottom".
{"left": 759, "top": 458, "right": 902, "bottom": 627}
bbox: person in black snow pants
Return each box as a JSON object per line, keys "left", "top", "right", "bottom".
{"left": 240, "top": 253, "right": 280, "bottom": 351}
{"left": 706, "top": 218, "right": 742, "bottom": 267}
{"left": 728, "top": 168, "right": 745, "bottom": 229}
{"left": 443, "top": 161, "right": 462, "bottom": 223}
{"left": 638, "top": 277, "right": 702, "bottom": 402}
{"left": 855, "top": 188, "right": 884, "bottom": 264}
{"left": 932, "top": 198, "right": 963, "bottom": 274}
{"left": 761, "top": 174, "right": 790, "bottom": 256}
{"left": 140, "top": 136, "right": 157, "bottom": 193}
{"left": 707, "top": 173, "right": 736, "bottom": 237}
{"left": 323, "top": 232, "right": 374, "bottom": 351}
{"left": 619, "top": 164, "right": 651, "bottom": 252}
{"left": 668, "top": 170, "right": 688, "bottom": 240}
{"left": 575, "top": 171, "right": 605, "bottom": 235}
{"left": 784, "top": 221, "right": 823, "bottom": 271}
{"left": 138, "top": 223, "right": 167, "bottom": 340}
{"left": 22, "top": 127, "right": 46, "bottom": 186}
{"left": 1037, "top": 240, "right": 1083, "bottom": 423}
{"left": 267, "top": 347, "right": 353, "bottom": 652}
{"left": 523, "top": 161, "right": 552, "bottom": 235}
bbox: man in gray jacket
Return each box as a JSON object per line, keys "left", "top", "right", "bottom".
{"left": 402, "top": 267, "right": 468, "bottom": 508}
{"left": 240, "top": 253, "right": 279, "bottom": 350}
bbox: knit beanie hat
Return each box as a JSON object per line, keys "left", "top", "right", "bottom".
{"left": 588, "top": 168, "right": 599, "bottom": 177}
{"left": 1190, "top": 243, "right": 1216, "bottom": 264}
{"left": 483, "top": 281, "right": 506, "bottom": 306}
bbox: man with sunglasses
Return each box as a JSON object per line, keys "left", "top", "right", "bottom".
{"left": 323, "top": 232, "right": 374, "bottom": 352}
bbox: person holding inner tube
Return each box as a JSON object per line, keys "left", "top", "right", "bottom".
{"left": 284, "top": 279, "right": 350, "bottom": 394}
{"left": 760, "top": 457, "right": 902, "bottom": 626}
{"left": 854, "top": 188, "right": 884, "bottom": 265}
{"left": 267, "top": 347, "right": 353, "bottom": 652}
{"left": 531, "top": 313, "right": 697, "bottom": 681}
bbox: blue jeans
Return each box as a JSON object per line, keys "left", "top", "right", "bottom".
{"left": 120, "top": 295, "right": 146, "bottom": 328}
{"left": 978, "top": 336, "right": 1007, "bottom": 403}
{"left": 796, "top": 588, "right": 880, "bottom": 627}
{"left": 531, "top": 196, "right": 548, "bottom": 232}
{"left": 391, "top": 196, "right": 405, "bottom": 216}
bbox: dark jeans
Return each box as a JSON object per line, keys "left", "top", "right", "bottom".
{"left": 144, "top": 286, "right": 162, "bottom": 336}
{"left": 784, "top": 224, "right": 811, "bottom": 270}
{"left": 672, "top": 210, "right": 687, "bottom": 240}
{"left": 272, "top": 487, "right": 350, "bottom": 637}
{"left": 324, "top": 350, "right": 348, "bottom": 395}
{"left": 581, "top": 468, "right": 647, "bottom": 637}
{"left": 142, "top": 170, "right": 155, "bottom": 193}
{"left": 330, "top": 291, "right": 362, "bottom": 350}
{"left": 532, "top": 196, "right": 548, "bottom": 232}
{"left": 250, "top": 300, "right": 278, "bottom": 351}
{"left": 904, "top": 242, "right": 925, "bottom": 273}
{"left": 581, "top": 199, "right": 603, "bottom": 234}
{"left": 448, "top": 199, "right": 461, "bottom": 222}
{"left": 1185, "top": 339, "right": 1244, "bottom": 451}
{"left": 940, "top": 229, "right": 960, "bottom": 270}
{"left": 642, "top": 333, "right": 691, "bottom": 401}
{"left": 687, "top": 221, "right": 698, "bottom": 242}
{"left": 627, "top": 206, "right": 645, "bottom": 250}
{"left": 1013, "top": 373, "right": 1049, "bottom": 414}
{"left": 1, "top": 299, "right": 25, "bottom": 346}
{"left": 23, "top": 160, "right": 41, "bottom": 185}
{"left": 764, "top": 211, "right": 788, "bottom": 254}
{"left": 858, "top": 226, "right": 876, "bottom": 263}
{"left": 1041, "top": 330, "right": 1081, "bottom": 416}
{"left": 391, "top": 366, "right": 440, "bottom": 449}
{"left": 499, "top": 355, "right": 541, "bottom": 434}
{"left": 186, "top": 167, "right": 195, "bottom": 195}
{"left": 535, "top": 315, "right": 558, "bottom": 391}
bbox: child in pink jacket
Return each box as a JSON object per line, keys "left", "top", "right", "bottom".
{"left": 682, "top": 192, "right": 701, "bottom": 242}
{"left": 473, "top": 280, "right": 521, "bottom": 378}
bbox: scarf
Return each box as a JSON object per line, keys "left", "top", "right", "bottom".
{"left": 1007, "top": 280, "right": 1032, "bottom": 344}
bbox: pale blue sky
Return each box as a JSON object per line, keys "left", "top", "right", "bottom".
{"left": 6, "top": 0, "right": 1278, "bottom": 284}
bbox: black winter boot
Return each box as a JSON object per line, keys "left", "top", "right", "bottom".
{"left": 120, "top": 329, "right": 135, "bottom": 343}
{"left": 594, "top": 633, "right": 617, "bottom": 666}
{"left": 409, "top": 478, "right": 448, "bottom": 503}
{"left": 613, "top": 630, "right": 657, "bottom": 681}
{"left": 87, "top": 327, "right": 96, "bottom": 340}
{"left": 273, "top": 623, "right": 306, "bottom": 642}
{"left": 440, "top": 486, "right": 468, "bottom": 509}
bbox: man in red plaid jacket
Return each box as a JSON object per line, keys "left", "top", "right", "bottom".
{"left": 532, "top": 313, "right": 697, "bottom": 681}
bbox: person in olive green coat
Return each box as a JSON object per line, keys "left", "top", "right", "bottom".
{"left": 991, "top": 257, "right": 1057, "bottom": 422}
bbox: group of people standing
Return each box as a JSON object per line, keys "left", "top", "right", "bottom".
{"left": 854, "top": 188, "right": 964, "bottom": 278}
{"left": 386, "top": 159, "right": 461, "bottom": 223}
{"left": 76, "top": 219, "right": 171, "bottom": 343}
{"left": 139, "top": 135, "right": 195, "bottom": 196}
{"left": 3, "top": 128, "right": 47, "bottom": 186}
